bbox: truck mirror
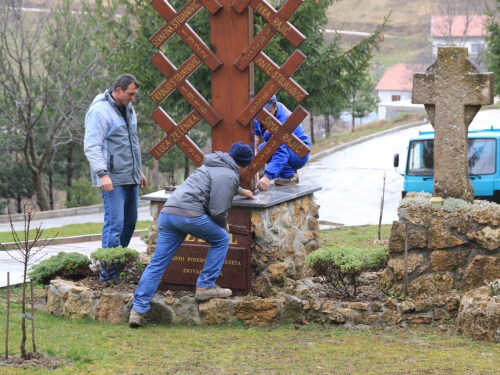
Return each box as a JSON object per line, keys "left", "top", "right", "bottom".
{"left": 393, "top": 153, "right": 399, "bottom": 168}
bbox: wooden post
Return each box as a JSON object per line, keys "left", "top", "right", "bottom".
{"left": 30, "top": 279, "right": 36, "bottom": 353}
{"left": 5, "top": 272, "right": 9, "bottom": 359}
{"left": 404, "top": 225, "right": 409, "bottom": 296}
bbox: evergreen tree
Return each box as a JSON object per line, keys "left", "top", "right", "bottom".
{"left": 485, "top": 2, "right": 500, "bottom": 96}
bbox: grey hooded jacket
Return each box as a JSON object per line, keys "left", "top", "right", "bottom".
{"left": 84, "top": 89, "right": 142, "bottom": 187}
{"left": 162, "top": 152, "right": 242, "bottom": 228}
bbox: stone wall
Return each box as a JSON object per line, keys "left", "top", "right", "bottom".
{"left": 143, "top": 194, "right": 320, "bottom": 296}
{"left": 382, "top": 193, "right": 500, "bottom": 299}
{"left": 46, "top": 278, "right": 460, "bottom": 327}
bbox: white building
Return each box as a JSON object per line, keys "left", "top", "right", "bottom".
{"left": 375, "top": 64, "right": 426, "bottom": 120}
{"left": 431, "top": 15, "right": 488, "bottom": 63}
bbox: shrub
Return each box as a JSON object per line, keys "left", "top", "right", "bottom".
{"left": 28, "top": 252, "right": 91, "bottom": 285}
{"left": 66, "top": 177, "right": 100, "bottom": 208}
{"left": 305, "top": 246, "right": 384, "bottom": 299}
{"left": 90, "top": 246, "right": 139, "bottom": 282}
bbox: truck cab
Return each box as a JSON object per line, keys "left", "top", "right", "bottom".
{"left": 395, "top": 127, "right": 500, "bottom": 203}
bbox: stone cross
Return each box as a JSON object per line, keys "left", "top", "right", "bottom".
{"left": 412, "top": 46, "right": 494, "bottom": 202}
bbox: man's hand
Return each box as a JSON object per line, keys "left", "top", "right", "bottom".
{"left": 225, "top": 223, "right": 230, "bottom": 233}
{"left": 257, "top": 176, "right": 271, "bottom": 191}
{"left": 100, "top": 175, "right": 113, "bottom": 191}
{"left": 240, "top": 189, "right": 256, "bottom": 200}
{"left": 140, "top": 172, "right": 148, "bottom": 189}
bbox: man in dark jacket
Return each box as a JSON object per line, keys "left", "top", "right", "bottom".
{"left": 129, "top": 142, "right": 255, "bottom": 328}
{"left": 254, "top": 95, "right": 311, "bottom": 191}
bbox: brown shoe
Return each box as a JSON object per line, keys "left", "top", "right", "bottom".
{"left": 274, "top": 173, "right": 299, "bottom": 186}
{"left": 195, "top": 285, "right": 232, "bottom": 301}
{"left": 129, "top": 310, "right": 144, "bottom": 328}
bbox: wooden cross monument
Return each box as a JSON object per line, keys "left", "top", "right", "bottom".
{"left": 412, "top": 46, "right": 494, "bottom": 203}
{"left": 144, "top": 0, "right": 310, "bottom": 294}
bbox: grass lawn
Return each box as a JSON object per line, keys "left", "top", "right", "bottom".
{"left": 1, "top": 225, "right": 500, "bottom": 373}
{"left": 0, "top": 221, "right": 151, "bottom": 245}
{"left": 1, "top": 290, "right": 500, "bottom": 374}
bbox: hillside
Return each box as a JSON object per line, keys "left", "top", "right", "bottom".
{"left": 326, "top": 0, "right": 496, "bottom": 74}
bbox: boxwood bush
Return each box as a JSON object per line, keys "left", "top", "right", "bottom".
{"left": 305, "top": 246, "right": 386, "bottom": 299}
{"left": 90, "top": 246, "right": 139, "bottom": 282}
{"left": 28, "top": 252, "right": 91, "bottom": 285}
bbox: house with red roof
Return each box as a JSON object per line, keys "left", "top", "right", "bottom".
{"left": 431, "top": 15, "right": 489, "bottom": 61}
{"left": 375, "top": 64, "right": 426, "bottom": 120}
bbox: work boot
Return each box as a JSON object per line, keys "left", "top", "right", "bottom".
{"left": 129, "top": 310, "right": 144, "bottom": 328}
{"left": 195, "top": 285, "right": 232, "bottom": 301}
{"left": 274, "top": 173, "right": 299, "bottom": 186}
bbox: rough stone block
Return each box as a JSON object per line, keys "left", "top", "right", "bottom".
{"left": 461, "top": 255, "right": 500, "bottom": 291}
{"left": 388, "top": 221, "right": 427, "bottom": 253}
{"left": 234, "top": 298, "right": 279, "bottom": 325}
{"left": 407, "top": 273, "right": 455, "bottom": 300}
{"left": 429, "top": 218, "right": 465, "bottom": 249}
{"left": 198, "top": 298, "right": 234, "bottom": 325}
{"left": 467, "top": 227, "right": 500, "bottom": 250}
{"left": 430, "top": 250, "right": 467, "bottom": 271}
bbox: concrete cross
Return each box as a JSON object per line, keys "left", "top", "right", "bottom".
{"left": 412, "top": 46, "right": 494, "bottom": 202}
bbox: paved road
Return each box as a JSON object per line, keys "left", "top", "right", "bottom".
{"left": 0, "top": 203, "right": 151, "bottom": 233}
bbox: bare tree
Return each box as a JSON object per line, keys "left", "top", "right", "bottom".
{"left": 0, "top": 205, "right": 57, "bottom": 359}
{"left": 0, "top": 0, "right": 119, "bottom": 211}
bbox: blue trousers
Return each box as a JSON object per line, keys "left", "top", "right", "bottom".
{"left": 132, "top": 212, "right": 230, "bottom": 314}
{"left": 100, "top": 184, "right": 138, "bottom": 281}
{"left": 258, "top": 143, "right": 309, "bottom": 178}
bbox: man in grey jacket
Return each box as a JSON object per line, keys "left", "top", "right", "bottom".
{"left": 84, "top": 74, "right": 148, "bottom": 283}
{"left": 129, "top": 142, "right": 255, "bottom": 328}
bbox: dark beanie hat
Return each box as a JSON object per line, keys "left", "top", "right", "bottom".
{"left": 229, "top": 141, "right": 253, "bottom": 167}
{"left": 264, "top": 94, "right": 277, "bottom": 110}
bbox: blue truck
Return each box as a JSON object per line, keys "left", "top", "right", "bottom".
{"left": 394, "top": 127, "right": 500, "bottom": 203}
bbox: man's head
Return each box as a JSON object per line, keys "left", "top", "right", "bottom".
{"left": 229, "top": 141, "right": 253, "bottom": 174}
{"left": 112, "top": 74, "right": 140, "bottom": 106}
{"left": 264, "top": 94, "right": 277, "bottom": 115}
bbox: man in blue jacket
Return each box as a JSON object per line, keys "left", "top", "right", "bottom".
{"left": 84, "top": 74, "right": 148, "bottom": 283}
{"left": 129, "top": 142, "right": 255, "bottom": 327}
{"left": 254, "top": 95, "right": 311, "bottom": 191}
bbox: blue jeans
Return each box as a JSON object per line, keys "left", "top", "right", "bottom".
{"left": 100, "top": 184, "right": 139, "bottom": 281}
{"left": 132, "top": 212, "right": 230, "bottom": 314}
{"left": 258, "top": 143, "right": 309, "bottom": 178}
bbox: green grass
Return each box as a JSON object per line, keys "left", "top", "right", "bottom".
{"left": 1, "top": 226, "right": 500, "bottom": 373}
{"left": 320, "top": 224, "right": 392, "bottom": 250}
{"left": 1, "top": 291, "right": 500, "bottom": 374}
{"left": 0, "top": 221, "right": 151, "bottom": 245}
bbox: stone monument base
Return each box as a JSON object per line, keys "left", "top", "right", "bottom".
{"left": 45, "top": 277, "right": 461, "bottom": 328}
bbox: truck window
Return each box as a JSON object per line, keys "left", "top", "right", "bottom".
{"left": 407, "top": 140, "right": 434, "bottom": 175}
{"left": 407, "top": 138, "right": 496, "bottom": 176}
{"left": 468, "top": 139, "right": 496, "bottom": 175}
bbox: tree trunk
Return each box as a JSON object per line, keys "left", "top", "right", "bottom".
{"left": 325, "top": 114, "right": 330, "bottom": 138}
{"left": 20, "top": 262, "right": 27, "bottom": 359}
{"left": 48, "top": 173, "right": 54, "bottom": 210}
{"left": 33, "top": 173, "right": 50, "bottom": 212}
{"left": 351, "top": 94, "right": 356, "bottom": 135}
{"left": 152, "top": 123, "right": 159, "bottom": 190}
{"left": 16, "top": 195, "right": 22, "bottom": 214}
{"left": 184, "top": 154, "right": 189, "bottom": 181}
{"left": 66, "top": 142, "right": 74, "bottom": 203}
{"left": 309, "top": 110, "right": 315, "bottom": 145}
